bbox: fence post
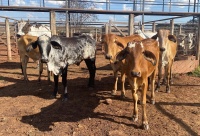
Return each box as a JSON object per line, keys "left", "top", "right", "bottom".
{"left": 50, "top": 11, "right": 56, "bottom": 36}
{"left": 95, "top": 28, "right": 97, "bottom": 41}
{"left": 5, "top": 18, "right": 12, "bottom": 61}
{"left": 108, "top": 20, "right": 112, "bottom": 33}
{"left": 65, "top": 0, "right": 69, "bottom": 37}
{"left": 105, "top": 23, "right": 108, "bottom": 34}
{"left": 197, "top": 16, "right": 200, "bottom": 62}
{"left": 152, "top": 22, "right": 156, "bottom": 32}
{"left": 179, "top": 24, "right": 182, "bottom": 34}
{"left": 170, "top": 19, "right": 174, "bottom": 35}
{"left": 128, "top": 14, "right": 134, "bottom": 35}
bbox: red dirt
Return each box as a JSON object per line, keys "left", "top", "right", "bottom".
{"left": 0, "top": 45, "right": 200, "bottom": 136}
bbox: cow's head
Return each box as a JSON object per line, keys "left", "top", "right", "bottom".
{"left": 101, "top": 34, "right": 125, "bottom": 61}
{"left": 157, "top": 29, "right": 177, "bottom": 52}
{"left": 177, "top": 34, "right": 186, "bottom": 48}
{"left": 115, "top": 41, "right": 157, "bottom": 78}
{"left": 185, "top": 33, "right": 196, "bottom": 49}
{"left": 16, "top": 19, "right": 32, "bottom": 38}
{"left": 26, "top": 34, "right": 51, "bottom": 63}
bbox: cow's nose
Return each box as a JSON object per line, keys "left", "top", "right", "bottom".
{"left": 16, "top": 34, "right": 21, "bottom": 38}
{"left": 105, "top": 54, "right": 112, "bottom": 60}
{"left": 41, "top": 59, "right": 49, "bottom": 63}
{"left": 160, "top": 47, "right": 165, "bottom": 52}
{"left": 131, "top": 71, "right": 141, "bottom": 77}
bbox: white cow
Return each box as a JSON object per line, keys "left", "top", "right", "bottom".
{"left": 16, "top": 19, "right": 51, "bottom": 37}
{"left": 135, "top": 29, "right": 157, "bottom": 39}
{"left": 177, "top": 33, "right": 196, "bottom": 55}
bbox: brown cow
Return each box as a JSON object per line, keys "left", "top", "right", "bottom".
{"left": 18, "top": 35, "right": 50, "bottom": 82}
{"left": 101, "top": 34, "right": 144, "bottom": 98}
{"left": 115, "top": 39, "right": 159, "bottom": 130}
{"left": 152, "top": 29, "right": 177, "bottom": 93}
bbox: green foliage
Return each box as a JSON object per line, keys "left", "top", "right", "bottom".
{"left": 188, "top": 66, "right": 200, "bottom": 77}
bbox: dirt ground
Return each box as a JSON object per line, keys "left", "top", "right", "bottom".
{"left": 0, "top": 45, "right": 200, "bottom": 136}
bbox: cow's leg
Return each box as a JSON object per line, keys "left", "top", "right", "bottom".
{"left": 47, "top": 65, "right": 51, "bottom": 83}
{"left": 38, "top": 60, "right": 43, "bottom": 82}
{"left": 141, "top": 79, "right": 149, "bottom": 130}
{"left": 120, "top": 71, "right": 126, "bottom": 98}
{"left": 61, "top": 66, "right": 68, "bottom": 101}
{"left": 169, "top": 60, "right": 174, "bottom": 85}
{"left": 166, "top": 61, "right": 173, "bottom": 93}
{"left": 130, "top": 78, "right": 138, "bottom": 122}
{"left": 162, "top": 65, "right": 167, "bottom": 85}
{"left": 112, "top": 71, "right": 118, "bottom": 95}
{"left": 22, "top": 55, "right": 29, "bottom": 81}
{"left": 156, "top": 63, "right": 162, "bottom": 92}
{"left": 166, "top": 63, "right": 171, "bottom": 93}
{"left": 53, "top": 74, "right": 59, "bottom": 98}
{"left": 84, "top": 59, "right": 96, "bottom": 88}
{"left": 150, "top": 71, "right": 156, "bottom": 104}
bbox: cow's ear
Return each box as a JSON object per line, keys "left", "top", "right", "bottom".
{"left": 115, "top": 48, "right": 128, "bottom": 63}
{"left": 51, "top": 41, "right": 62, "bottom": 50}
{"left": 168, "top": 35, "right": 177, "bottom": 43}
{"left": 26, "top": 40, "right": 38, "bottom": 52}
{"left": 151, "top": 33, "right": 158, "bottom": 40}
{"left": 143, "top": 50, "right": 157, "bottom": 66}
{"left": 115, "top": 37, "right": 126, "bottom": 48}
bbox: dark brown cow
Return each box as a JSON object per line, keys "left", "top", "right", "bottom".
{"left": 101, "top": 34, "right": 144, "bottom": 98}
{"left": 115, "top": 38, "right": 160, "bottom": 130}
{"left": 152, "top": 29, "right": 177, "bottom": 93}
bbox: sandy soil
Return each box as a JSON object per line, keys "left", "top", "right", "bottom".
{"left": 0, "top": 45, "right": 199, "bottom": 136}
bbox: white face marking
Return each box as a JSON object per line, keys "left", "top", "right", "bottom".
{"left": 140, "top": 42, "right": 144, "bottom": 48}
{"left": 128, "top": 42, "right": 136, "bottom": 48}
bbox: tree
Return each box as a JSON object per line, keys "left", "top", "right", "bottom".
{"left": 58, "top": 0, "right": 98, "bottom": 27}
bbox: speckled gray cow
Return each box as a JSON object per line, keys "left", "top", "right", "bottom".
{"left": 27, "top": 34, "right": 96, "bottom": 101}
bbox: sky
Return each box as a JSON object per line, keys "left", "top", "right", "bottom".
{"left": 0, "top": 0, "right": 199, "bottom": 26}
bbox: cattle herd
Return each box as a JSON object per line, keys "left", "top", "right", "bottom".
{"left": 16, "top": 20, "right": 182, "bottom": 130}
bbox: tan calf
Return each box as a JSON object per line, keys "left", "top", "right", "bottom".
{"left": 18, "top": 35, "right": 50, "bottom": 82}
{"left": 152, "top": 29, "right": 177, "bottom": 93}
{"left": 115, "top": 38, "right": 160, "bottom": 130}
{"left": 101, "top": 34, "right": 144, "bottom": 97}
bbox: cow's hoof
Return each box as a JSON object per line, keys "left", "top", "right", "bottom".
{"left": 24, "top": 79, "right": 29, "bottom": 82}
{"left": 166, "top": 87, "right": 170, "bottom": 93}
{"left": 132, "top": 115, "right": 138, "bottom": 122}
{"left": 62, "top": 93, "right": 68, "bottom": 102}
{"left": 155, "top": 89, "right": 159, "bottom": 92}
{"left": 62, "top": 97, "right": 68, "bottom": 102}
{"left": 88, "top": 87, "right": 94, "bottom": 91}
{"left": 150, "top": 100, "right": 155, "bottom": 105}
{"left": 142, "top": 124, "right": 149, "bottom": 130}
{"left": 50, "top": 95, "right": 56, "bottom": 99}
{"left": 120, "top": 95, "right": 126, "bottom": 99}
{"left": 111, "top": 90, "right": 116, "bottom": 95}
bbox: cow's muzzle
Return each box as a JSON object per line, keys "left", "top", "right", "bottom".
{"left": 16, "top": 34, "right": 21, "bottom": 38}
{"left": 160, "top": 47, "right": 165, "bottom": 52}
{"left": 105, "top": 54, "right": 112, "bottom": 60}
{"left": 131, "top": 71, "right": 141, "bottom": 77}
